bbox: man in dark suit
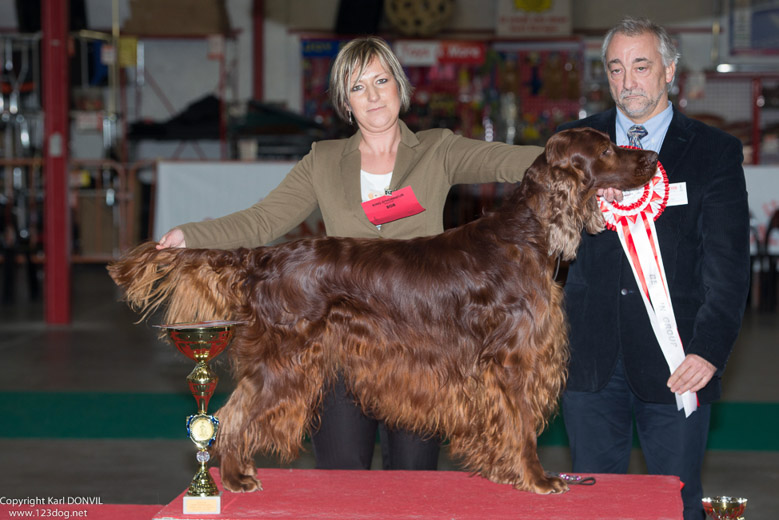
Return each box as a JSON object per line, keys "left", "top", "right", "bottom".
{"left": 559, "top": 16, "right": 750, "bottom": 520}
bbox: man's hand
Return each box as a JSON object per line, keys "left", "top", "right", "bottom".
{"left": 597, "top": 188, "right": 624, "bottom": 202}
{"left": 667, "top": 354, "right": 717, "bottom": 395}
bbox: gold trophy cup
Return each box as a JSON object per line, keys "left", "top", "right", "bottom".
{"left": 158, "top": 320, "right": 242, "bottom": 515}
{"left": 702, "top": 496, "right": 748, "bottom": 520}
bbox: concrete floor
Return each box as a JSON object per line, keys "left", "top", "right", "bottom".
{"left": 1, "top": 263, "right": 777, "bottom": 518}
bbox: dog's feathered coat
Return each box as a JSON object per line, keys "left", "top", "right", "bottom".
{"left": 109, "top": 128, "right": 658, "bottom": 494}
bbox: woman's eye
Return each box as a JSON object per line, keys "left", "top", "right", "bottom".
{"left": 350, "top": 85, "right": 363, "bottom": 92}
{"left": 377, "top": 78, "right": 388, "bottom": 84}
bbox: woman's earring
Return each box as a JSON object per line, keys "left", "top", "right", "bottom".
{"left": 348, "top": 110, "right": 353, "bottom": 124}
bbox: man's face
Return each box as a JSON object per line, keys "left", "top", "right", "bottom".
{"left": 605, "top": 32, "right": 675, "bottom": 124}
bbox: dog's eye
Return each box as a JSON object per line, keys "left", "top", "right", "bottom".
{"left": 601, "top": 147, "right": 611, "bottom": 157}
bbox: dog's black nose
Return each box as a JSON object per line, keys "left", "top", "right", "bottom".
{"left": 638, "top": 151, "right": 659, "bottom": 171}
{"left": 643, "top": 151, "right": 659, "bottom": 165}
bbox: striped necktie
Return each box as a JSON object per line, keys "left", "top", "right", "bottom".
{"left": 627, "top": 125, "right": 648, "bottom": 149}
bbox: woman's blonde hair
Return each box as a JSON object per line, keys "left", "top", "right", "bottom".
{"left": 328, "top": 36, "right": 413, "bottom": 124}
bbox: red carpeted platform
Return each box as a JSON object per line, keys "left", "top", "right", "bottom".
{"left": 152, "top": 468, "right": 683, "bottom": 520}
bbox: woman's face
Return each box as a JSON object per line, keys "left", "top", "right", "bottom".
{"left": 348, "top": 58, "right": 401, "bottom": 134}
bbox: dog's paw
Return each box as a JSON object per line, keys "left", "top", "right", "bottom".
{"left": 222, "top": 472, "right": 263, "bottom": 493}
{"left": 528, "top": 474, "right": 569, "bottom": 494}
{"left": 220, "top": 459, "right": 264, "bottom": 493}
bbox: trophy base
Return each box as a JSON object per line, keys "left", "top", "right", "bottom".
{"left": 182, "top": 494, "right": 221, "bottom": 515}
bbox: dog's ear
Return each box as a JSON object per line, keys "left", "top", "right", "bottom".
{"left": 568, "top": 154, "right": 594, "bottom": 185}
{"left": 546, "top": 132, "right": 595, "bottom": 190}
{"left": 543, "top": 130, "right": 605, "bottom": 260}
{"left": 544, "top": 131, "right": 568, "bottom": 169}
{"left": 546, "top": 167, "right": 585, "bottom": 261}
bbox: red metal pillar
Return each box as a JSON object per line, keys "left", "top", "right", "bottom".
{"left": 253, "top": 0, "right": 264, "bottom": 100}
{"left": 42, "top": 0, "right": 71, "bottom": 324}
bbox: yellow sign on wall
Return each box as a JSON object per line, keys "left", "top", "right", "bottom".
{"left": 497, "top": 0, "right": 572, "bottom": 37}
{"left": 118, "top": 37, "right": 138, "bottom": 68}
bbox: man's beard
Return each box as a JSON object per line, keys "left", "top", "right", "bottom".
{"left": 616, "top": 87, "right": 666, "bottom": 119}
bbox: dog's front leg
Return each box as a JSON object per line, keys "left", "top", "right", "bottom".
{"left": 513, "top": 430, "right": 568, "bottom": 494}
{"left": 452, "top": 363, "right": 569, "bottom": 494}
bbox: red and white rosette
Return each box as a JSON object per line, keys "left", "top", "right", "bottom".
{"left": 599, "top": 158, "right": 697, "bottom": 417}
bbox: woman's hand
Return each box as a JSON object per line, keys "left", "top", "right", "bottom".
{"left": 156, "top": 228, "right": 186, "bottom": 249}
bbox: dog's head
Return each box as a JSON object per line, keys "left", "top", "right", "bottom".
{"left": 528, "top": 127, "right": 658, "bottom": 259}
{"left": 546, "top": 127, "right": 658, "bottom": 195}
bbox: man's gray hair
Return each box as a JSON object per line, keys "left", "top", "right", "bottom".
{"left": 601, "top": 16, "right": 680, "bottom": 70}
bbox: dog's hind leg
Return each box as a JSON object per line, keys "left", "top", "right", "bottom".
{"left": 212, "top": 326, "right": 328, "bottom": 493}
{"left": 212, "top": 378, "right": 264, "bottom": 492}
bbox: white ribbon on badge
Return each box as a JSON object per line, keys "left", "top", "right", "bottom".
{"left": 599, "top": 160, "right": 697, "bottom": 417}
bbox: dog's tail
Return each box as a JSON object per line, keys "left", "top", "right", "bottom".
{"left": 107, "top": 242, "right": 241, "bottom": 326}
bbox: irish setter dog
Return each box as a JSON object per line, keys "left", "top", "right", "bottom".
{"left": 109, "top": 128, "right": 657, "bottom": 495}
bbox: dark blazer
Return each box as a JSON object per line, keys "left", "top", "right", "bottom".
{"left": 559, "top": 107, "right": 750, "bottom": 404}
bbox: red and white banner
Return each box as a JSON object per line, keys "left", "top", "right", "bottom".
{"left": 439, "top": 41, "right": 487, "bottom": 64}
{"left": 394, "top": 41, "right": 486, "bottom": 66}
